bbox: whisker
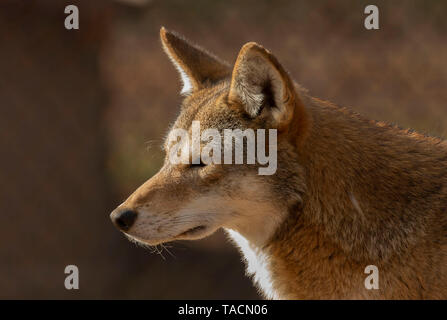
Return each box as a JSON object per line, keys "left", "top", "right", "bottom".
{"left": 161, "top": 243, "right": 176, "bottom": 259}
{"left": 156, "top": 244, "right": 166, "bottom": 260}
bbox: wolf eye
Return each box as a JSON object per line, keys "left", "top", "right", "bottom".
{"left": 190, "top": 159, "right": 207, "bottom": 168}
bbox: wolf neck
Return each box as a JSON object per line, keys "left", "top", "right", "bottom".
{"left": 299, "top": 97, "right": 446, "bottom": 262}
{"left": 230, "top": 96, "right": 447, "bottom": 299}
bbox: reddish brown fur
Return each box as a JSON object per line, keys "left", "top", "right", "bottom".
{"left": 268, "top": 97, "right": 447, "bottom": 299}
{"left": 111, "top": 28, "right": 447, "bottom": 299}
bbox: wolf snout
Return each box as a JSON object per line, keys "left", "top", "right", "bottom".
{"left": 110, "top": 208, "right": 138, "bottom": 231}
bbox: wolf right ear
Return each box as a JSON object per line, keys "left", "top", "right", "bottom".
{"left": 160, "top": 27, "right": 231, "bottom": 95}
{"left": 229, "top": 42, "right": 305, "bottom": 131}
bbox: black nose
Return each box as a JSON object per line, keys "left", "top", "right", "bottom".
{"left": 110, "top": 209, "right": 137, "bottom": 231}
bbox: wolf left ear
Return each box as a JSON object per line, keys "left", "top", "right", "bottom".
{"left": 229, "top": 42, "right": 301, "bottom": 129}
{"left": 160, "top": 27, "right": 231, "bottom": 95}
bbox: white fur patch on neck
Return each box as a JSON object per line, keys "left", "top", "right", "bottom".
{"left": 226, "top": 229, "right": 279, "bottom": 300}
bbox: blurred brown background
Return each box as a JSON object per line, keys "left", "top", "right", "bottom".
{"left": 0, "top": 0, "right": 446, "bottom": 299}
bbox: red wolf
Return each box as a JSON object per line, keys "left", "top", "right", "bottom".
{"left": 110, "top": 27, "right": 447, "bottom": 299}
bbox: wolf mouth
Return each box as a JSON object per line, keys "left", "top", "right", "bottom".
{"left": 177, "top": 225, "right": 207, "bottom": 237}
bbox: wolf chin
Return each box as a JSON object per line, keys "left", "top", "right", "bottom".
{"left": 110, "top": 27, "right": 447, "bottom": 299}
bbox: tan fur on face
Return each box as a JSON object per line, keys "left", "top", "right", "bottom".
{"left": 112, "top": 28, "right": 447, "bottom": 300}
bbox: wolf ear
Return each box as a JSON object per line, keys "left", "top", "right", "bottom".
{"left": 160, "top": 27, "right": 231, "bottom": 95}
{"left": 229, "top": 42, "right": 299, "bottom": 128}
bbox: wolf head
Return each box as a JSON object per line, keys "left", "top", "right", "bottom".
{"left": 110, "top": 28, "right": 309, "bottom": 247}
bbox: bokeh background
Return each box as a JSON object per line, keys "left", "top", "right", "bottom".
{"left": 1, "top": 0, "right": 446, "bottom": 299}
